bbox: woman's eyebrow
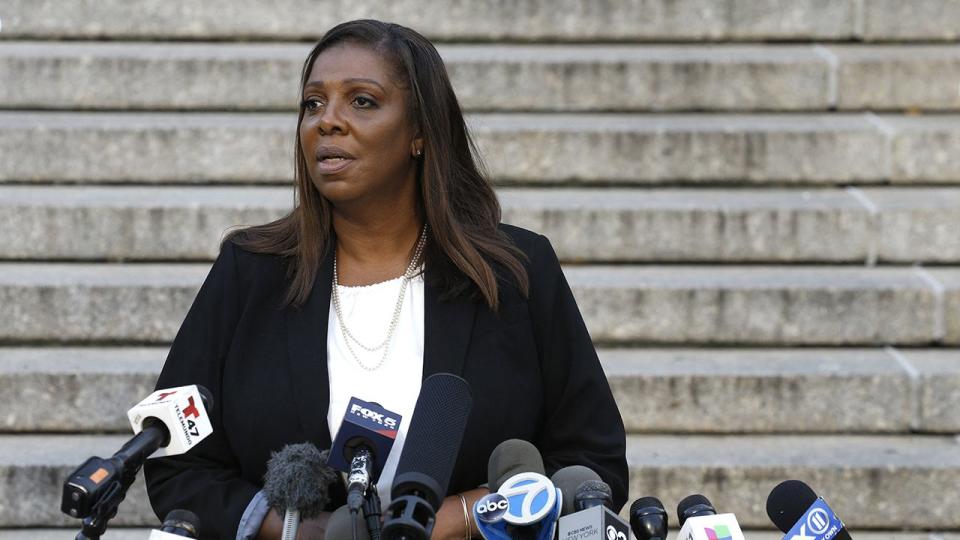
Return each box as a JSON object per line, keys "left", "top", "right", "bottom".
{"left": 304, "top": 78, "right": 386, "bottom": 92}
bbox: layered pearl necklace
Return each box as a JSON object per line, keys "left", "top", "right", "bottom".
{"left": 331, "top": 226, "right": 428, "bottom": 371}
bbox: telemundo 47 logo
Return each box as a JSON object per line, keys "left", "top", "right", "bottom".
{"left": 785, "top": 498, "right": 844, "bottom": 540}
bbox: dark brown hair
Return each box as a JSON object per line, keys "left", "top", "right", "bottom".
{"left": 227, "top": 19, "right": 528, "bottom": 310}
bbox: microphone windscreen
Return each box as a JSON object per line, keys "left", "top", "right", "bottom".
{"left": 391, "top": 373, "right": 472, "bottom": 509}
{"left": 161, "top": 509, "right": 201, "bottom": 538}
{"left": 487, "top": 439, "right": 545, "bottom": 492}
{"left": 574, "top": 479, "right": 612, "bottom": 511}
{"left": 551, "top": 465, "right": 601, "bottom": 515}
{"left": 325, "top": 505, "right": 371, "bottom": 540}
{"left": 766, "top": 480, "right": 819, "bottom": 533}
{"left": 677, "top": 494, "right": 716, "bottom": 527}
{"left": 263, "top": 443, "right": 339, "bottom": 519}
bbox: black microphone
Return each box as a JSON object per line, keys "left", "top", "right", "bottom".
{"left": 676, "top": 494, "right": 746, "bottom": 540}
{"left": 573, "top": 480, "right": 613, "bottom": 511}
{"left": 677, "top": 494, "right": 716, "bottom": 526}
{"left": 487, "top": 438, "right": 545, "bottom": 491}
{"left": 550, "top": 465, "right": 601, "bottom": 516}
{"left": 148, "top": 509, "right": 201, "bottom": 539}
{"left": 382, "top": 373, "right": 473, "bottom": 540}
{"left": 62, "top": 385, "right": 214, "bottom": 520}
{"left": 327, "top": 505, "right": 372, "bottom": 540}
{"left": 767, "top": 480, "right": 852, "bottom": 540}
{"left": 629, "top": 497, "right": 667, "bottom": 540}
{"left": 555, "top": 477, "right": 627, "bottom": 540}
{"left": 263, "top": 443, "right": 339, "bottom": 540}
{"left": 328, "top": 398, "right": 401, "bottom": 514}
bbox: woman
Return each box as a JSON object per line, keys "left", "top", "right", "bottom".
{"left": 144, "top": 19, "right": 627, "bottom": 540}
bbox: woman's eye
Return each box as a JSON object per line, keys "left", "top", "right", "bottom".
{"left": 302, "top": 98, "right": 322, "bottom": 111}
{"left": 354, "top": 96, "right": 376, "bottom": 108}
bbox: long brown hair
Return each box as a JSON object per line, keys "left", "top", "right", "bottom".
{"left": 227, "top": 19, "right": 528, "bottom": 310}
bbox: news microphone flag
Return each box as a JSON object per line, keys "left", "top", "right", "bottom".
{"left": 675, "top": 514, "right": 745, "bottom": 540}
{"left": 473, "top": 471, "right": 562, "bottom": 540}
{"left": 782, "top": 498, "right": 846, "bottom": 540}
{"left": 127, "top": 385, "right": 212, "bottom": 458}
{"left": 327, "top": 397, "right": 401, "bottom": 478}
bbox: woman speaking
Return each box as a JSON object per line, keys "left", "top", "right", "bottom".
{"left": 144, "top": 19, "right": 627, "bottom": 540}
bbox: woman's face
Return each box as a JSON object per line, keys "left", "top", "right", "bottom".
{"left": 299, "top": 41, "right": 421, "bottom": 207}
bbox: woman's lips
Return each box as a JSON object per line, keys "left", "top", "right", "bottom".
{"left": 316, "top": 157, "right": 354, "bottom": 175}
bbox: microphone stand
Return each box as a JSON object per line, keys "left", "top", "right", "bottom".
{"left": 362, "top": 488, "right": 382, "bottom": 540}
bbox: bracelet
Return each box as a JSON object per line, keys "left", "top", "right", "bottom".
{"left": 459, "top": 494, "right": 472, "bottom": 540}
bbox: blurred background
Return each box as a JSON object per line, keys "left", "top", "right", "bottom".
{"left": 1, "top": 0, "right": 959, "bottom": 538}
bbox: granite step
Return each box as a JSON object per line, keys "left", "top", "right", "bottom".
{"left": 4, "top": 347, "right": 958, "bottom": 434}
{"left": 4, "top": 42, "right": 958, "bottom": 112}
{"left": 0, "top": 530, "right": 952, "bottom": 540}
{"left": 1, "top": 434, "right": 957, "bottom": 528}
{"left": 0, "top": 0, "right": 954, "bottom": 42}
{"left": 0, "top": 263, "right": 956, "bottom": 346}
{"left": 5, "top": 185, "right": 959, "bottom": 263}
{"left": 3, "top": 112, "right": 959, "bottom": 185}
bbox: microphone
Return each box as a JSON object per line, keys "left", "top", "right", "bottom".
{"left": 767, "top": 480, "right": 852, "bottom": 540}
{"left": 550, "top": 465, "right": 601, "bottom": 516}
{"left": 382, "top": 373, "right": 473, "bottom": 540}
{"left": 487, "top": 439, "right": 545, "bottom": 491}
{"left": 61, "top": 385, "right": 214, "bottom": 520}
{"left": 148, "top": 509, "right": 201, "bottom": 539}
{"left": 674, "top": 494, "right": 745, "bottom": 540}
{"left": 263, "top": 443, "right": 339, "bottom": 540}
{"left": 327, "top": 505, "right": 372, "bottom": 540}
{"left": 327, "top": 398, "right": 402, "bottom": 512}
{"left": 475, "top": 439, "right": 562, "bottom": 540}
{"left": 556, "top": 479, "right": 628, "bottom": 540}
{"left": 630, "top": 497, "right": 668, "bottom": 540}
{"left": 573, "top": 480, "right": 613, "bottom": 511}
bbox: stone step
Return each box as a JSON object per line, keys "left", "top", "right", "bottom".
{"left": 1, "top": 0, "right": 954, "bottom": 42}
{"left": 5, "top": 347, "right": 958, "bottom": 434}
{"left": 0, "top": 263, "right": 957, "bottom": 346}
{"left": 565, "top": 265, "right": 955, "bottom": 345}
{"left": 2, "top": 112, "right": 957, "bottom": 185}
{"left": 6, "top": 185, "right": 959, "bottom": 263}
{"left": 4, "top": 43, "right": 958, "bottom": 112}
{"left": 1, "top": 434, "right": 956, "bottom": 528}
{"left": 0, "top": 531, "right": 950, "bottom": 540}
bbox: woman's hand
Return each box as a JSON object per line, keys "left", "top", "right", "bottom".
{"left": 255, "top": 509, "right": 332, "bottom": 540}
{"left": 430, "top": 487, "right": 490, "bottom": 540}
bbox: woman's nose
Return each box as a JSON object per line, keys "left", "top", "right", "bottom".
{"left": 318, "top": 101, "right": 345, "bottom": 135}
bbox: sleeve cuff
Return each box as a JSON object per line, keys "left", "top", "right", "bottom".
{"left": 236, "top": 490, "right": 270, "bottom": 540}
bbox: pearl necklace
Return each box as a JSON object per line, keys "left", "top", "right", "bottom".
{"left": 331, "top": 226, "right": 427, "bottom": 371}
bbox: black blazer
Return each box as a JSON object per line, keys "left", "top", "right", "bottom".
{"left": 144, "top": 224, "right": 628, "bottom": 539}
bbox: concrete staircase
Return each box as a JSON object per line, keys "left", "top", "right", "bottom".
{"left": 2, "top": 1, "right": 960, "bottom": 538}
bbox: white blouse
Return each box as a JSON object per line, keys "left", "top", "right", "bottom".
{"left": 326, "top": 271, "right": 425, "bottom": 507}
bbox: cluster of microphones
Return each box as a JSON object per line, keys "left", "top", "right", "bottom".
{"left": 60, "top": 374, "right": 852, "bottom": 540}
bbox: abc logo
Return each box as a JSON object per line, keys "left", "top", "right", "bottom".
{"left": 475, "top": 493, "right": 509, "bottom": 523}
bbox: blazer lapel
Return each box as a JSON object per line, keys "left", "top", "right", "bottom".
{"left": 284, "top": 247, "right": 334, "bottom": 450}
{"left": 422, "top": 275, "right": 478, "bottom": 379}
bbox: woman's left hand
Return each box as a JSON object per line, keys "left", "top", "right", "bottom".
{"left": 430, "top": 487, "right": 489, "bottom": 540}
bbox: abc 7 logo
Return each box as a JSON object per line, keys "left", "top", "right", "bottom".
{"left": 606, "top": 525, "right": 627, "bottom": 540}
